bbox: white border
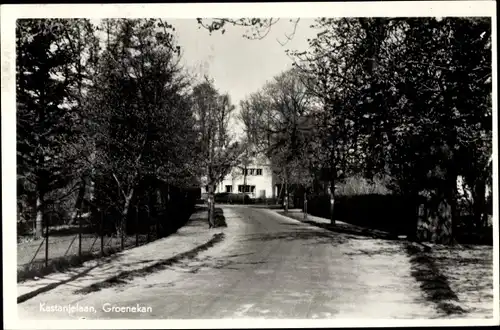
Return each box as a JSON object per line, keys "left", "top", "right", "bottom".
{"left": 1, "top": 2, "right": 498, "bottom": 329}
{"left": 0, "top": 2, "right": 497, "bottom": 18}
{"left": 491, "top": 7, "right": 499, "bottom": 325}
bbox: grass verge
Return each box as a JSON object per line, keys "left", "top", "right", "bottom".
{"left": 17, "top": 245, "right": 123, "bottom": 283}
{"left": 17, "top": 235, "right": 154, "bottom": 283}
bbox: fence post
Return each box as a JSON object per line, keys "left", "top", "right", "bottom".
{"left": 78, "top": 210, "right": 82, "bottom": 258}
{"left": 304, "top": 191, "right": 308, "bottom": 221}
{"left": 147, "top": 207, "right": 150, "bottom": 243}
{"left": 155, "top": 197, "right": 160, "bottom": 239}
{"left": 330, "top": 195, "right": 335, "bottom": 226}
{"left": 45, "top": 213, "right": 50, "bottom": 268}
{"left": 156, "top": 211, "right": 159, "bottom": 239}
{"left": 121, "top": 215, "right": 125, "bottom": 251}
{"left": 207, "top": 198, "right": 212, "bottom": 227}
{"left": 100, "top": 211, "right": 104, "bottom": 257}
{"left": 147, "top": 192, "right": 153, "bottom": 239}
{"left": 284, "top": 181, "right": 289, "bottom": 214}
{"left": 135, "top": 205, "right": 139, "bottom": 247}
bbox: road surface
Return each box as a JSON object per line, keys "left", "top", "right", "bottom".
{"left": 18, "top": 206, "right": 440, "bottom": 319}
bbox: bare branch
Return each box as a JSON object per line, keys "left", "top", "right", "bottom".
{"left": 112, "top": 172, "right": 128, "bottom": 201}
{"left": 277, "top": 18, "right": 300, "bottom": 46}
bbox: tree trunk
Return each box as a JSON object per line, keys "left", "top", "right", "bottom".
{"left": 208, "top": 183, "right": 215, "bottom": 228}
{"left": 447, "top": 173, "right": 458, "bottom": 244}
{"left": 45, "top": 214, "right": 49, "bottom": 267}
{"left": 70, "top": 179, "right": 87, "bottom": 225}
{"left": 284, "top": 174, "right": 289, "bottom": 214}
{"left": 276, "top": 183, "right": 284, "bottom": 205}
{"left": 407, "top": 192, "right": 422, "bottom": 241}
{"left": 243, "top": 165, "right": 247, "bottom": 205}
{"left": 152, "top": 189, "right": 159, "bottom": 238}
{"left": 89, "top": 147, "right": 96, "bottom": 203}
{"left": 426, "top": 175, "right": 456, "bottom": 245}
{"left": 472, "top": 179, "right": 486, "bottom": 229}
{"left": 164, "top": 184, "right": 170, "bottom": 236}
{"left": 431, "top": 191, "right": 454, "bottom": 245}
{"left": 329, "top": 178, "right": 336, "bottom": 226}
{"left": 303, "top": 191, "right": 308, "bottom": 220}
{"left": 35, "top": 66, "right": 46, "bottom": 239}
{"left": 119, "top": 188, "right": 135, "bottom": 249}
{"left": 35, "top": 190, "right": 44, "bottom": 239}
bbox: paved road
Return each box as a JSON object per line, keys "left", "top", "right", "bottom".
{"left": 18, "top": 206, "right": 439, "bottom": 319}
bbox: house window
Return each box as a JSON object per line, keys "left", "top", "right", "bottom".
{"left": 242, "top": 168, "right": 249, "bottom": 176}
{"left": 249, "top": 169, "right": 255, "bottom": 175}
{"left": 256, "top": 169, "right": 263, "bottom": 176}
{"left": 225, "top": 185, "right": 232, "bottom": 193}
{"left": 238, "top": 185, "right": 256, "bottom": 193}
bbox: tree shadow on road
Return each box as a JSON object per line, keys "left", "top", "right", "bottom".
{"left": 192, "top": 259, "right": 268, "bottom": 272}
{"left": 278, "top": 211, "right": 399, "bottom": 241}
{"left": 17, "top": 252, "right": 124, "bottom": 303}
{"left": 73, "top": 233, "right": 225, "bottom": 295}
{"left": 241, "top": 229, "right": 350, "bottom": 246}
{"left": 304, "top": 220, "right": 399, "bottom": 240}
{"left": 405, "top": 243, "right": 467, "bottom": 316}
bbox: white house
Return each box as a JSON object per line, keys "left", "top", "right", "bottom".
{"left": 201, "top": 153, "right": 275, "bottom": 199}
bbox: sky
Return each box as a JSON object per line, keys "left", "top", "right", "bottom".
{"left": 170, "top": 19, "right": 318, "bottom": 137}
{"left": 87, "top": 18, "right": 317, "bottom": 138}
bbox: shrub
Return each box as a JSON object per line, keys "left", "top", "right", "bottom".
{"left": 254, "top": 198, "right": 278, "bottom": 205}
{"left": 214, "top": 193, "right": 251, "bottom": 204}
{"left": 212, "top": 208, "right": 228, "bottom": 228}
{"left": 335, "top": 175, "right": 391, "bottom": 196}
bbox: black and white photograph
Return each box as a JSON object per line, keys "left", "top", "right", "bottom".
{"left": 1, "top": 1, "right": 498, "bottom": 328}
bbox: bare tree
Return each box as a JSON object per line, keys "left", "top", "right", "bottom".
{"left": 192, "top": 77, "right": 241, "bottom": 227}
{"left": 240, "top": 68, "right": 315, "bottom": 213}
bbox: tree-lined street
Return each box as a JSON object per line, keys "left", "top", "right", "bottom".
{"left": 20, "top": 205, "right": 463, "bottom": 319}
{"left": 9, "top": 10, "right": 495, "bottom": 325}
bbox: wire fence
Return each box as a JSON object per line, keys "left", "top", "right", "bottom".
{"left": 17, "top": 203, "right": 172, "bottom": 277}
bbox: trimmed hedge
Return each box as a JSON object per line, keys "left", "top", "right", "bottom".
{"left": 307, "top": 193, "right": 421, "bottom": 236}
{"left": 213, "top": 193, "right": 280, "bottom": 206}
{"left": 215, "top": 193, "right": 252, "bottom": 204}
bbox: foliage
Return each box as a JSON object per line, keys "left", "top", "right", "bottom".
{"left": 17, "top": 19, "right": 203, "bottom": 237}
{"left": 286, "top": 17, "right": 492, "bottom": 239}
{"left": 17, "top": 17, "right": 493, "bottom": 243}
{"left": 88, "top": 19, "right": 201, "bottom": 234}
{"left": 214, "top": 17, "right": 492, "bottom": 240}
{"left": 336, "top": 176, "right": 391, "bottom": 196}
{"left": 16, "top": 19, "right": 96, "bottom": 237}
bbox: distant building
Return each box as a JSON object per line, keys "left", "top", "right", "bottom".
{"left": 201, "top": 153, "right": 275, "bottom": 199}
